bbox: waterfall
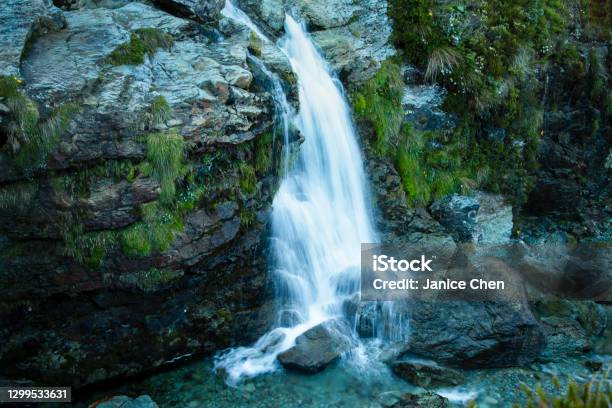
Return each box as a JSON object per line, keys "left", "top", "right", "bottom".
{"left": 215, "top": 2, "right": 377, "bottom": 384}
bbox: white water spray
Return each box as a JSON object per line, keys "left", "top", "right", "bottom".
{"left": 216, "top": 3, "right": 377, "bottom": 383}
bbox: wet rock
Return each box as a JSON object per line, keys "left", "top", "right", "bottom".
{"left": 539, "top": 316, "right": 592, "bottom": 359}
{"left": 0, "top": 0, "right": 66, "bottom": 77}
{"left": 378, "top": 390, "right": 405, "bottom": 407}
{"left": 390, "top": 359, "right": 464, "bottom": 387}
{"left": 391, "top": 392, "right": 450, "bottom": 408}
{"left": 473, "top": 192, "right": 513, "bottom": 245}
{"left": 96, "top": 395, "right": 158, "bottom": 408}
{"left": 277, "top": 320, "right": 350, "bottom": 373}
{"left": 408, "top": 300, "right": 545, "bottom": 368}
{"left": 430, "top": 195, "right": 479, "bottom": 242}
{"left": 151, "top": 0, "right": 224, "bottom": 24}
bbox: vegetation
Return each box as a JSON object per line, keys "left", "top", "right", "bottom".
{"left": 254, "top": 132, "right": 274, "bottom": 174}
{"left": 515, "top": 371, "right": 611, "bottom": 408}
{"left": 147, "top": 95, "right": 172, "bottom": 128}
{"left": 63, "top": 224, "right": 116, "bottom": 269}
{"left": 144, "top": 130, "right": 186, "bottom": 205}
{"left": 0, "top": 181, "right": 38, "bottom": 210}
{"left": 118, "top": 268, "right": 184, "bottom": 293}
{"left": 238, "top": 162, "right": 257, "bottom": 194}
{"left": 352, "top": 61, "right": 404, "bottom": 155}
{"left": 0, "top": 76, "right": 77, "bottom": 174}
{"left": 376, "top": 0, "right": 609, "bottom": 206}
{"left": 108, "top": 28, "right": 173, "bottom": 66}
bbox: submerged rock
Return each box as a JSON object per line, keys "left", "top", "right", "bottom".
{"left": 95, "top": 395, "right": 158, "bottom": 408}
{"left": 390, "top": 391, "right": 450, "bottom": 408}
{"left": 390, "top": 359, "right": 464, "bottom": 388}
{"left": 277, "top": 320, "right": 350, "bottom": 373}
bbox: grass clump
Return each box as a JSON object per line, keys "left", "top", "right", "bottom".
{"left": 0, "top": 182, "right": 38, "bottom": 210}
{"left": 147, "top": 95, "right": 172, "bottom": 128}
{"left": 0, "top": 76, "right": 77, "bottom": 173}
{"left": 238, "top": 162, "right": 256, "bottom": 194}
{"left": 63, "top": 224, "right": 116, "bottom": 268}
{"left": 119, "top": 201, "right": 183, "bottom": 257}
{"left": 118, "top": 268, "right": 183, "bottom": 292}
{"left": 145, "top": 130, "right": 185, "bottom": 205}
{"left": 395, "top": 124, "right": 477, "bottom": 206}
{"left": 352, "top": 61, "right": 404, "bottom": 155}
{"left": 108, "top": 28, "right": 173, "bottom": 66}
{"left": 515, "top": 370, "right": 611, "bottom": 408}
{"left": 254, "top": 132, "right": 274, "bottom": 174}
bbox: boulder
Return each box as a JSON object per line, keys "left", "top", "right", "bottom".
{"left": 390, "top": 359, "right": 464, "bottom": 388}
{"left": 407, "top": 300, "right": 545, "bottom": 368}
{"left": 277, "top": 320, "right": 350, "bottom": 373}
{"left": 391, "top": 392, "right": 450, "bottom": 408}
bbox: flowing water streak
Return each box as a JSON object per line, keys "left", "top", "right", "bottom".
{"left": 216, "top": 3, "right": 377, "bottom": 383}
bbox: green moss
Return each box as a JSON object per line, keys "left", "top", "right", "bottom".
{"left": 146, "top": 130, "right": 185, "bottom": 205}
{"left": 248, "top": 32, "right": 263, "bottom": 57}
{"left": 0, "top": 76, "right": 77, "bottom": 173}
{"left": 238, "top": 162, "right": 256, "bottom": 194}
{"left": 386, "top": 0, "right": 576, "bottom": 205}
{"left": 119, "top": 201, "right": 183, "bottom": 257}
{"left": 352, "top": 61, "right": 404, "bottom": 155}
{"left": 108, "top": 28, "right": 173, "bottom": 66}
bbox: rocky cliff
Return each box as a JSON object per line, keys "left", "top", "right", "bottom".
{"left": 0, "top": 0, "right": 300, "bottom": 387}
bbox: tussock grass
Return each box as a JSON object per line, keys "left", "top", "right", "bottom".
{"left": 146, "top": 130, "right": 185, "bottom": 205}
{"left": 108, "top": 28, "right": 173, "bottom": 66}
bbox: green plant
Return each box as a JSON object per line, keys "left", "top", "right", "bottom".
{"left": 148, "top": 95, "right": 172, "bottom": 127}
{"left": 516, "top": 370, "right": 611, "bottom": 408}
{"left": 352, "top": 61, "right": 404, "bottom": 155}
{"left": 119, "top": 201, "right": 183, "bottom": 257}
{"left": 145, "top": 130, "right": 185, "bottom": 205}
{"left": 0, "top": 182, "right": 38, "bottom": 210}
{"left": 238, "top": 162, "right": 256, "bottom": 194}
{"left": 0, "top": 76, "right": 77, "bottom": 173}
{"left": 255, "top": 132, "right": 274, "bottom": 174}
{"left": 118, "top": 268, "right": 183, "bottom": 292}
{"left": 107, "top": 28, "right": 173, "bottom": 66}
{"left": 63, "top": 224, "right": 116, "bottom": 268}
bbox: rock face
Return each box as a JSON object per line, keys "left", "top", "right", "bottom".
{"left": 0, "top": 0, "right": 66, "bottom": 78}
{"left": 236, "top": 0, "right": 395, "bottom": 86}
{"left": 390, "top": 359, "right": 464, "bottom": 387}
{"left": 0, "top": 0, "right": 296, "bottom": 387}
{"left": 429, "top": 195, "right": 480, "bottom": 242}
{"left": 277, "top": 320, "right": 350, "bottom": 373}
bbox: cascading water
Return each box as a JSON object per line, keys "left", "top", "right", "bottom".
{"left": 215, "top": 2, "right": 378, "bottom": 383}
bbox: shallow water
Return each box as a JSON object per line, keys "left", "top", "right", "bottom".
{"left": 79, "top": 347, "right": 610, "bottom": 407}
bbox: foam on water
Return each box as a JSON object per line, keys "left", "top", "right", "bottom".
{"left": 216, "top": 2, "right": 377, "bottom": 383}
